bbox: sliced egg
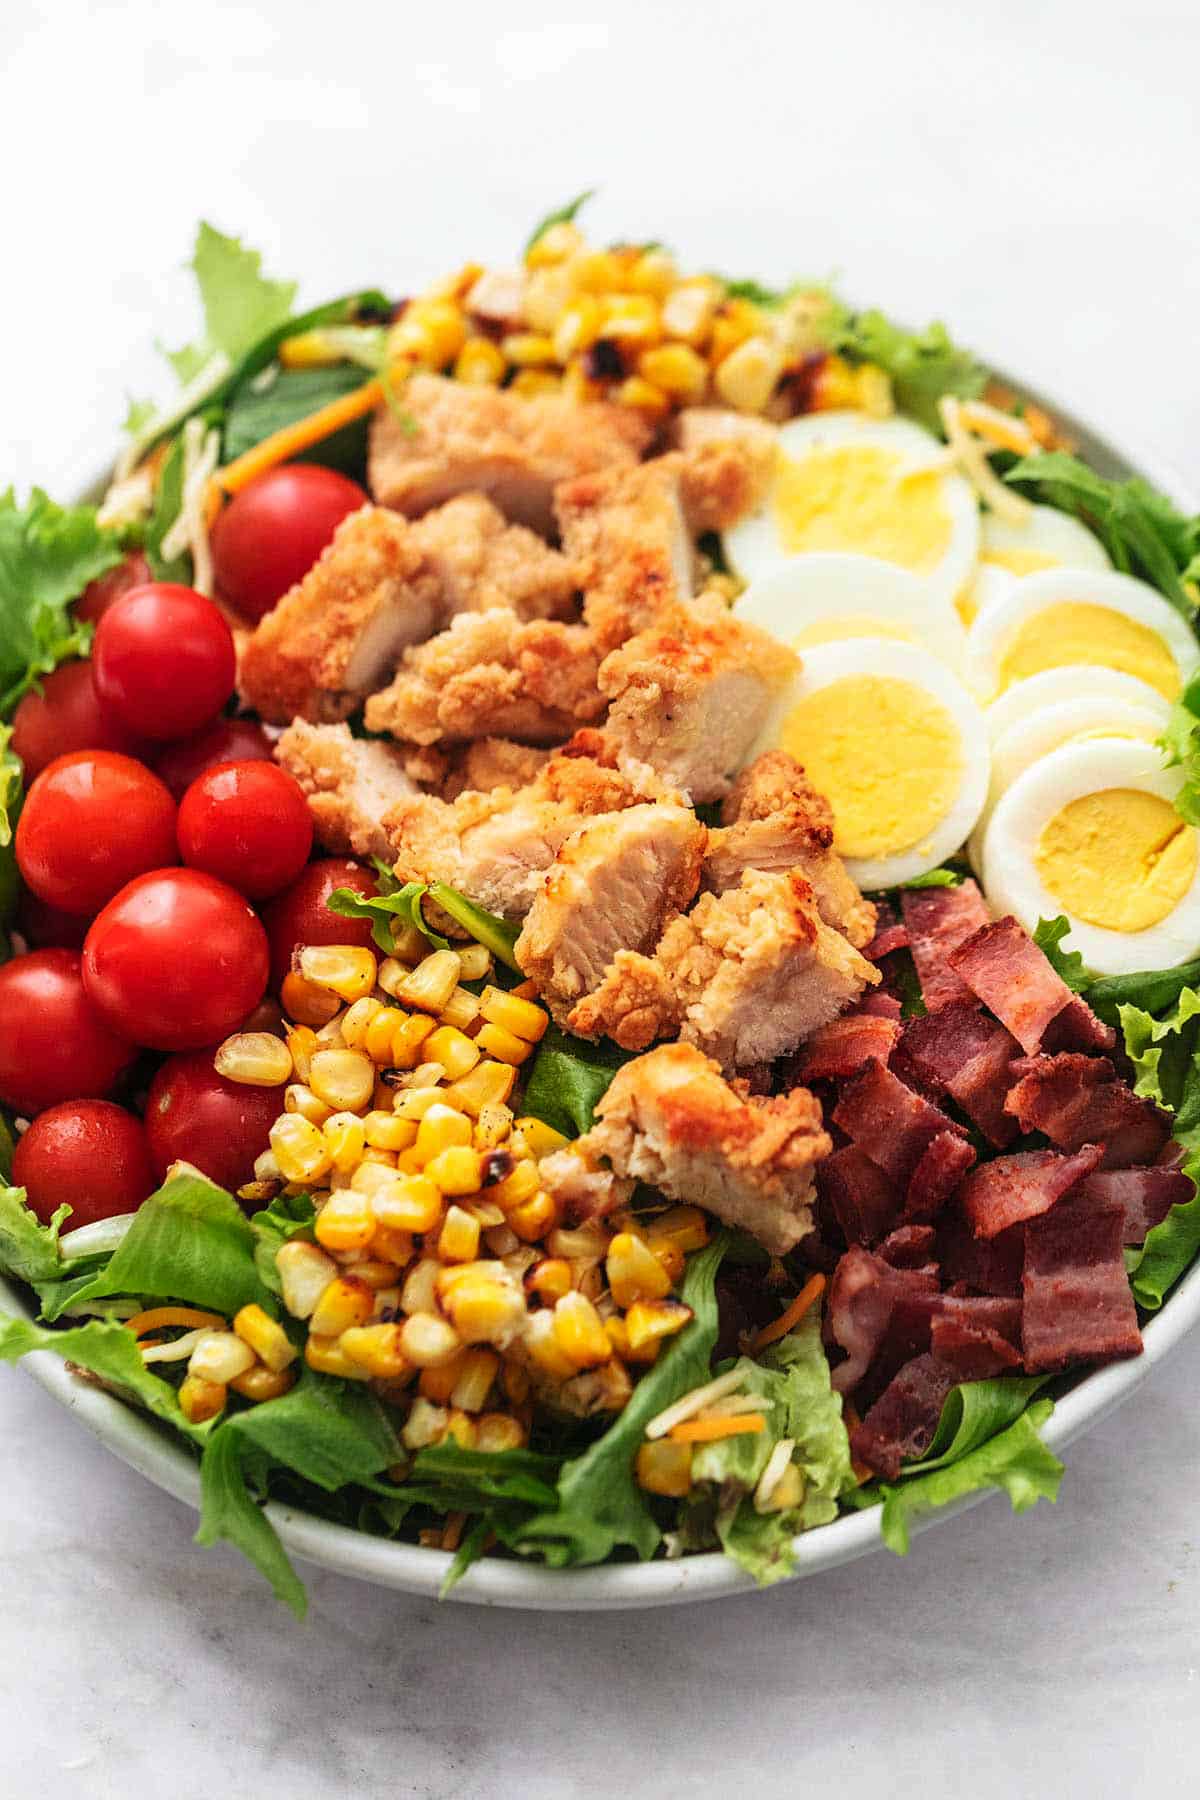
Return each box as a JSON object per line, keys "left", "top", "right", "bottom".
{"left": 961, "top": 505, "right": 1111, "bottom": 623}
{"left": 981, "top": 664, "right": 1171, "bottom": 744}
{"left": 724, "top": 410, "right": 980, "bottom": 608}
{"left": 751, "top": 637, "right": 990, "bottom": 889}
{"left": 966, "top": 567, "right": 1196, "bottom": 705}
{"left": 733, "top": 552, "right": 968, "bottom": 672}
{"left": 981, "top": 738, "right": 1200, "bottom": 974}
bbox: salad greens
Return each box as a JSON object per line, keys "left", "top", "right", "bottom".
{"left": 522, "top": 1025, "right": 632, "bottom": 1137}
{"left": 1117, "top": 986, "right": 1200, "bottom": 1308}
{"left": 1033, "top": 915, "right": 1094, "bottom": 993}
{"left": 222, "top": 365, "right": 374, "bottom": 477}
{"left": 327, "top": 872, "right": 521, "bottom": 969}
{"left": 1159, "top": 671, "right": 1200, "bottom": 828}
{"left": 524, "top": 189, "right": 597, "bottom": 256}
{"left": 829, "top": 311, "right": 987, "bottom": 435}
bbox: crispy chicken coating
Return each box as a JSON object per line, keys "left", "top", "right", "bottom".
{"left": 274, "top": 720, "right": 418, "bottom": 862}
{"left": 555, "top": 455, "right": 696, "bottom": 652}
{"left": 410, "top": 492, "right": 577, "bottom": 622}
{"left": 674, "top": 408, "right": 779, "bottom": 526}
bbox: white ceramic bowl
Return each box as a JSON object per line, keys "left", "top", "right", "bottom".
{"left": 3, "top": 377, "right": 1197, "bottom": 1610}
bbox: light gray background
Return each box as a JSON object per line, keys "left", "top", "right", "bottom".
{"left": 3, "top": 2, "right": 1199, "bottom": 1794}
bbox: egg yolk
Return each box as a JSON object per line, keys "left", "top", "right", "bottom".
{"left": 779, "top": 675, "right": 963, "bottom": 859}
{"left": 1035, "top": 788, "right": 1198, "bottom": 932}
{"left": 773, "top": 446, "right": 952, "bottom": 573}
{"left": 998, "top": 602, "right": 1178, "bottom": 699}
{"left": 983, "top": 547, "right": 1060, "bottom": 577}
{"left": 791, "top": 615, "right": 915, "bottom": 650}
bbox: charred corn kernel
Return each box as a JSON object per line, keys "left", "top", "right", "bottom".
{"left": 501, "top": 331, "right": 556, "bottom": 367}
{"left": 230, "top": 1364, "right": 296, "bottom": 1403}
{"left": 282, "top": 976, "right": 340, "bottom": 1029}
{"left": 523, "top": 1309, "right": 577, "bottom": 1380}
{"left": 603, "top": 1314, "right": 636, "bottom": 1361}
{"left": 507, "top": 1191, "right": 558, "bottom": 1243}
{"left": 403, "top": 1397, "right": 449, "bottom": 1449}
{"left": 553, "top": 1291, "right": 612, "bottom": 1370}
{"left": 284, "top": 1083, "right": 331, "bottom": 1127}
{"left": 252, "top": 1153, "right": 282, "bottom": 1191}
{"left": 270, "top": 1114, "right": 332, "bottom": 1184}
{"left": 626, "top": 1298, "right": 693, "bottom": 1355}
{"left": 444, "top": 1408, "right": 477, "bottom": 1448}
{"left": 628, "top": 249, "right": 678, "bottom": 298}
{"left": 439, "top": 1269, "right": 526, "bottom": 1347}
{"left": 475, "top": 1022, "right": 534, "bottom": 1066}
{"left": 566, "top": 248, "right": 622, "bottom": 292}
{"left": 373, "top": 1172, "right": 444, "bottom": 1235}
{"left": 636, "top": 1439, "right": 693, "bottom": 1498}
{"left": 526, "top": 220, "right": 583, "bottom": 268}
{"left": 484, "top": 1223, "right": 520, "bottom": 1256}
{"left": 238, "top": 1178, "right": 278, "bottom": 1206}
{"left": 399, "top": 1311, "right": 462, "bottom": 1369}
{"left": 443, "top": 1059, "right": 516, "bottom": 1116}
{"left": 714, "top": 334, "right": 783, "bottom": 412}
{"left": 187, "top": 1331, "right": 255, "bottom": 1384}
{"left": 637, "top": 342, "right": 708, "bottom": 402}
{"left": 276, "top": 1240, "right": 338, "bottom": 1318}
{"left": 548, "top": 1222, "right": 611, "bottom": 1263}
{"left": 313, "top": 1189, "right": 375, "bottom": 1254}
{"left": 306, "top": 1334, "right": 369, "bottom": 1379}
{"left": 425, "top": 1146, "right": 483, "bottom": 1196}
{"left": 527, "top": 1257, "right": 572, "bottom": 1303}
{"left": 511, "top": 369, "right": 560, "bottom": 398}
{"left": 474, "top": 1102, "right": 514, "bottom": 1151}
{"left": 423, "top": 1026, "right": 480, "bottom": 1081}
{"left": 662, "top": 279, "right": 720, "bottom": 346}
{"left": 652, "top": 1240, "right": 685, "bottom": 1284}
{"left": 373, "top": 1225, "right": 415, "bottom": 1265}
{"left": 390, "top": 298, "right": 468, "bottom": 367}
{"left": 522, "top": 264, "right": 572, "bottom": 330}
{"left": 809, "top": 352, "right": 860, "bottom": 410}
{"left": 309, "top": 1275, "right": 374, "bottom": 1337}
{"left": 340, "top": 1323, "right": 410, "bottom": 1380}
{"left": 340, "top": 996, "right": 385, "bottom": 1049}
{"left": 363, "top": 1109, "right": 417, "bottom": 1151}
{"left": 308, "top": 1048, "right": 375, "bottom": 1113}
{"left": 465, "top": 1196, "right": 505, "bottom": 1228}
{"left": 214, "top": 1032, "right": 293, "bottom": 1087}
{"left": 606, "top": 1232, "right": 673, "bottom": 1308}
{"left": 438, "top": 1204, "right": 482, "bottom": 1263}
{"left": 385, "top": 1012, "right": 436, "bottom": 1069}
{"left": 233, "top": 1304, "right": 298, "bottom": 1373}
{"left": 513, "top": 1116, "right": 569, "bottom": 1159}
{"left": 455, "top": 943, "right": 492, "bottom": 982}
{"left": 284, "top": 1028, "right": 320, "bottom": 1087}
{"left": 323, "top": 1111, "right": 367, "bottom": 1172}
{"left": 439, "top": 986, "right": 481, "bottom": 1032}
{"left": 475, "top": 1411, "right": 527, "bottom": 1453}
{"left": 350, "top": 1160, "right": 404, "bottom": 1199}
{"left": 553, "top": 295, "right": 603, "bottom": 362}
{"left": 647, "top": 1205, "right": 710, "bottom": 1254}
{"left": 419, "top": 1349, "right": 467, "bottom": 1402}
{"left": 179, "top": 1373, "right": 226, "bottom": 1423}
{"left": 299, "top": 945, "right": 378, "bottom": 1003}
{"left": 614, "top": 375, "right": 671, "bottom": 417}
{"left": 347, "top": 1259, "right": 402, "bottom": 1292}
{"left": 450, "top": 1347, "right": 500, "bottom": 1412}
{"left": 398, "top": 1261, "right": 440, "bottom": 1320}
{"left": 377, "top": 953, "right": 413, "bottom": 997}
{"left": 709, "top": 297, "right": 762, "bottom": 364}
{"left": 479, "top": 986, "right": 547, "bottom": 1044}
{"left": 453, "top": 336, "right": 507, "bottom": 385}
{"left": 488, "top": 1158, "right": 540, "bottom": 1211}
{"left": 395, "top": 950, "right": 462, "bottom": 1015}
{"left": 502, "top": 1357, "right": 531, "bottom": 1404}
{"left": 562, "top": 357, "right": 605, "bottom": 404}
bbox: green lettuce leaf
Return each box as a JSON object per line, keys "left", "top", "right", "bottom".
{"left": 143, "top": 434, "right": 192, "bottom": 583}
{"left": 165, "top": 222, "right": 297, "bottom": 385}
{"left": 908, "top": 1374, "right": 1049, "bottom": 1469}
{"left": 829, "top": 311, "right": 987, "bottom": 434}
{"left": 223, "top": 364, "right": 373, "bottom": 477}
{"left": 327, "top": 879, "right": 448, "bottom": 955}
{"left": 68, "top": 1171, "right": 269, "bottom": 1316}
{"left": 196, "top": 1427, "right": 307, "bottom": 1616}
{"left": 524, "top": 189, "right": 596, "bottom": 255}
{"left": 1116, "top": 989, "right": 1200, "bottom": 1307}
{"left": 1086, "top": 959, "right": 1200, "bottom": 1028}
{"left": 0, "top": 1311, "right": 209, "bottom": 1441}
{"left": 1033, "top": 915, "right": 1094, "bottom": 993}
{"left": 522, "top": 1024, "right": 632, "bottom": 1138}
{"left": 0, "top": 489, "right": 117, "bottom": 716}
{"left": 0, "top": 1186, "right": 69, "bottom": 1286}
{"left": 893, "top": 866, "right": 964, "bottom": 891}
{"left": 1159, "top": 670, "right": 1200, "bottom": 827}
{"left": 249, "top": 1191, "right": 316, "bottom": 1296}
{"left": 404, "top": 1441, "right": 561, "bottom": 1511}
{"left": 426, "top": 882, "right": 522, "bottom": 971}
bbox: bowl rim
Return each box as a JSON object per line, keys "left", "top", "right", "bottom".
{"left": 4, "top": 372, "right": 1197, "bottom": 1611}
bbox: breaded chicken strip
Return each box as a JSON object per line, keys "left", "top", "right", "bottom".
{"left": 411, "top": 492, "right": 576, "bottom": 622}
{"left": 580, "top": 1042, "right": 831, "bottom": 1254}
{"left": 369, "top": 374, "right": 651, "bottom": 533}
{"left": 438, "top": 737, "right": 552, "bottom": 799}
{"left": 274, "top": 720, "right": 418, "bottom": 862}
{"left": 674, "top": 407, "right": 778, "bottom": 525}
{"left": 555, "top": 456, "right": 697, "bottom": 652}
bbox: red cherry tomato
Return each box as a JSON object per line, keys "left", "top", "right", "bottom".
{"left": 177, "top": 761, "right": 313, "bottom": 900}
{"left": 10, "top": 661, "right": 144, "bottom": 782}
{"left": 15, "top": 751, "right": 178, "bottom": 916}
{"left": 211, "top": 465, "right": 368, "bottom": 622}
{"left": 13, "top": 1100, "right": 154, "bottom": 1227}
{"left": 0, "top": 949, "right": 136, "bottom": 1115}
{"left": 82, "top": 868, "right": 269, "bottom": 1052}
{"left": 92, "top": 584, "right": 236, "bottom": 742}
{"left": 154, "top": 715, "right": 274, "bottom": 802}
{"left": 75, "top": 552, "right": 153, "bottom": 625}
{"left": 15, "top": 889, "right": 89, "bottom": 951}
{"left": 145, "top": 1051, "right": 285, "bottom": 1195}
{"left": 262, "top": 857, "right": 378, "bottom": 989}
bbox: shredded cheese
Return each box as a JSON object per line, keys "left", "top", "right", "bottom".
{"left": 752, "top": 1437, "right": 797, "bottom": 1514}
{"left": 213, "top": 375, "right": 384, "bottom": 497}
{"left": 115, "top": 349, "right": 233, "bottom": 480}
{"left": 752, "top": 1273, "right": 826, "bottom": 1352}
{"left": 161, "top": 415, "right": 222, "bottom": 595}
{"left": 667, "top": 1414, "right": 767, "bottom": 1444}
{"left": 140, "top": 1327, "right": 219, "bottom": 1364}
{"left": 939, "top": 395, "right": 1034, "bottom": 525}
{"left": 645, "top": 1367, "right": 748, "bottom": 1440}
{"left": 958, "top": 398, "right": 1042, "bottom": 457}
{"left": 699, "top": 1392, "right": 775, "bottom": 1420}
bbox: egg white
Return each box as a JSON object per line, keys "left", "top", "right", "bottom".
{"left": 980, "top": 737, "right": 1200, "bottom": 974}
{"left": 724, "top": 410, "right": 980, "bottom": 609}
{"left": 733, "top": 552, "right": 969, "bottom": 673}
{"left": 964, "top": 504, "right": 1111, "bottom": 622}
{"left": 981, "top": 664, "right": 1171, "bottom": 744}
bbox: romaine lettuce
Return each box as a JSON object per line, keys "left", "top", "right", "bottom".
{"left": 1116, "top": 988, "right": 1200, "bottom": 1308}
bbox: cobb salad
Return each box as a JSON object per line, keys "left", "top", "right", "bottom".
{"left": 2, "top": 198, "right": 1200, "bottom": 1614}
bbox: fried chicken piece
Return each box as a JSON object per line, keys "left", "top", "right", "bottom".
{"left": 568, "top": 951, "right": 681, "bottom": 1052}
{"left": 410, "top": 492, "right": 577, "bottom": 621}
{"left": 437, "top": 737, "right": 553, "bottom": 799}
{"left": 515, "top": 804, "right": 706, "bottom": 1031}
{"left": 368, "top": 374, "right": 651, "bottom": 533}
{"left": 364, "top": 611, "right": 605, "bottom": 746}
{"left": 555, "top": 455, "right": 697, "bottom": 652}
{"left": 538, "top": 1147, "right": 635, "bottom": 1226}
{"left": 597, "top": 596, "right": 798, "bottom": 803}
{"left": 674, "top": 408, "right": 779, "bottom": 526}
{"left": 705, "top": 750, "right": 877, "bottom": 949}
{"left": 238, "top": 505, "right": 443, "bottom": 724}
{"left": 581, "top": 1042, "right": 831, "bottom": 1254}
{"left": 274, "top": 720, "right": 418, "bottom": 862}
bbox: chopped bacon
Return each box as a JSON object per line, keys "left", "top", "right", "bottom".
{"left": 1004, "top": 1054, "right": 1171, "bottom": 1168}
{"left": 1074, "top": 1166, "right": 1194, "bottom": 1245}
{"left": 900, "top": 879, "right": 990, "bottom": 1012}
{"left": 930, "top": 1305, "right": 1023, "bottom": 1379}
{"left": 905, "top": 1130, "right": 976, "bottom": 1221}
{"left": 948, "top": 914, "right": 1082, "bottom": 1055}
{"left": 958, "top": 1142, "right": 1104, "bottom": 1239}
{"left": 817, "top": 1145, "right": 899, "bottom": 1248}
{"left": 1022, "top": 1200, "right": 1143, "bottom": 1372}
{"left": 901, "top": 1002, "right": 1020, "bottom": 1148}
{"left": 858, "top": 990, "right": 903, "bottom": 1021}
{"left": 832, "top": 1059, "right": 965, "bottom": 1186}
{"left": 865, "top": 900, "right": 909, "bottom": 961}
{"left": 876, "top": 1224, "right": 937, "bottom": 1269}
{"left": 1043, "top": 993, "right": 1117, "bottom": 1055}
{"left": 826, "top": 1247, "right": 938, "bottom": 1394}
{"left": 850, "top": 1353, "right": 961, "bottom": 1479}
{"left": 794, "top": 1013, "right": 902, "bottom": 1081}
{"left": 938, "top": 1205, "right": 1024, "bottom": 1296}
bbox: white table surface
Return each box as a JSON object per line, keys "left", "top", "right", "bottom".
{"left": 3, "top": 1, "right": 1200, "bottom": 1793}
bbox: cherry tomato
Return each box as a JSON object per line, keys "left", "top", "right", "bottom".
{"left": 15, "top": 889, "right": 89, "bottom": 951}
{"left": 211, "top": 465, "right": 368, "bottom": 622}
{"left": 154, "top": 715, "right": 273, "bottom": 802}
{"left": 262, "top": 857, "right": 377, "bottom": 989}
{"left": 15, "top": 751, "right": 178, "bottom": 916}
{"left": 75, "top": 552, "right": 153, "bottom": 625}
{"left": 0, "top": 949, "right": 136, "bottom": 1115}
{"left": 92, "top": 584, "right": 236, "bottom": 742}
{"left": 13, "top": 1100, "right": 154, "bottom": 1227}
{"left": 145, "top": 1051, "right": 285, "bottom": 1194}
{"left": 82, "top": 868, "right": 269, "bottom": 1052}
{"left": 10, "top": 660, "right": 145, "bottom": 782}
{"left": 177, "top": 761, "right": 313, "bottom": 900}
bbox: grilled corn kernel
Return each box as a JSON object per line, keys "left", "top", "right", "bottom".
{"left": 565, "top": 248, "right": 621, "bottom": 293}
{"left": 233, "top": 1304, "right": 298, "bottom": 1373}
{"left": 615, "top": 375, "right": 671, "bottom": 417}
{"left": 373, "top": 1225, "right": 415, "bottom": 1265}
{"left": 470, "top": 1411, "right": 523, "bottom": 1453}
{"left": 552, "top": 1291, "right": 612, "bottom": 1370}
{"left": 708, "top": 297, "right": 762, "bottom": 364}
{"left": 394, "top": 950, "right": 462, "bottom": 1015}
{"left": 512, "top": 1116, "right": 569, "bottom": 1159}
{"left": 323, "top": 1111, "right": 367, "bottom": 1173}
{"left": 501, "top": 331, "right": 556, "bottom": 367}
{"left": 373, "top": 1173, "right": 444, "bottom": 1235}
{"left": 403, "top": 1397, "right": 450, "bottom": 1450}
{"left": 548, "top": 1222, "right": 612, "bottom": 1263}
{"left": 488, "top": 1158, "right": 541, "bottom": 1211}
{"left": 484, "top": 1223, "right": 520, "bottom": 1257}
{"left": 444, "top": 1408, "right": 477, "bottom": 1448}
{"left": 650, "top": 1240, "right": 685, "bottom": 1284}
{"left": 390, "top": 298, "right": 467, "bottom": 368}
{"left": 553, "top": 295, "right": 603, "bottom": 362}
{"left": 179, "top": 1373, "right": 226, "bottom": 1423}
{"left": 400, "top": 1311, "right": 462, "bottom": 1369}
{"left": 340, "top": 996, "right": 385, "bottom": 1049}
{"left": 425, "top": 1146, "right": 483, "bottom": 1197}
{"left": 502, "top": 1357, "right": 531, "bottom": 1404}
{"left": 284, "top": 1025, "right": 319, "bottom": 1083}
{"left": 636, "top": 342, "right": 708, "bottom": 402}
{"left": 276, "top": 1240, "right": 338, "bottom": 1318}
{"left": 628, "top": 249, "right": 678, "bottom": 298}
{"left": 347, "top": 1259, "right": 402, "bottom": 1292}
{"left": 453, "top": 336, "right": 507, "bottom": 385}
{"left": 450, "top": 1347, "right": 500, "bottom": 1412}
{"left": 436, "top": 1204, "right": 480, "bottom": 1264}
{"left": 269, "top": 1114, "right": 332, "bottom": 1184}
{"left": 387, "top": 1012, "right": 437, "bottom": 1069}
{"left": 526, "top": 220, "right": 583, "bottom": 268}
{"left": 636, "top": 1439, "right": 693, "bottom": 1498}
{"left": 713, "top": 333, "right": 783, "bottom": 412}
{"left": 507, "top": 1190, "right": 558, "bottom": 1243}
{"left": 313, "top": 1188, "right": 375, "bottom": 1254}
{"left": 443, "top": 1059, "right": 517, "bottom": 1117}
{"left": 309, "top": 1048, "right": 375, "bottom": 1114}
{"left": 313, "top": 1012, "right": 346, "bottom": 1047}
{"left": 299, "top": 945, "right": 378, "bottom": 1003}
{"left": 562, "top": 358, "right": 605, "bottom": 404}
{"left": 438, "top": 985, "right": 481, "bottom": 1031}
{"left": 230, "top": 1364, "right": 296, "bottom": 1403}
{"left": 475, "top": 1022, "right": 534, "bottom": 1066}
{"left": 340, "top": 1323, "right": 410, "bottom": 1380}
{"left": 479, "top": 986, "right": 547, "bottom": 1044}
{"left": 214, "top": 1032, "right": 293, "bottom": 1087}
{"left": 187, "top": 1331, "right": 256, "bottom": 1385}
{"left": 285, "top": 1082, "right": 332, "bottom": 1127}
{"left": 350, "top": 1159, "right": 405, "bottom": 1198}
{"left": 414, "top": 1103, "right": 472, "bottom": 1159}
{"left": 625, "top": 1298, "right": 693, "bottom": 1356}
{"left": 363, "top": 1109, "right": 417, "bottom": 1151}
{"left": 474, "top": 1102, "right": 514, "bottom": 1151}
{"left": 282, "top": 976, "right": 340, "bottom": 1029}
{"left": 310, "top": 1275, "right": 374, "bottom": 1338}
{"left": 418, "top": 1349, "right": 467, "bottom": 1402}
{"left": 439, "top": 1269, "right": 526, "bottom": 1347}
{"left": 455, "top": 943, "right": 493, "bottom": 982}
{"left": 606, "top": 1232, "right": 673, "bottom": 1308}
{"left": 661, "top": 279, "right": 719, "bottom": 346}
{"left": 527, "top": 1257, "right": 572, "bottom": 1303}
{"left": 510, "top": 369, "right": 560, "bottom": 397}
{"left": 305, "top": 1334, "right": 370, "bottom": 1379}
{"left": 523, "top": 1309, "right": 577, "bottom": 1380}
{"left": 646, "top": 1205, "right": 710, "bottom": 1254}
{"left": 423, "top": 1025, "right": 481, "bottom": 1081}
{"left": 394, "top": 1147, "right": 429, "bottom": 1176}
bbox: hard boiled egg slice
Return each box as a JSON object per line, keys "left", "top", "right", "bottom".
{"left": 963, "top": 504, "right": 1111, "bottom": 623}
{"left": 733, "top": 552, "right": 968, "bottom": 672}
{"left": 966, "top": 568, "right": 1196, "bottom": 705}
{"left": 981, "top": 737, "right": 1200, "bottom": 975}
{"left": 751, "top": 637, "right": 990, "bottom": 890}
{"left": 724, "top": 410, "right": 980, "bottom": 608}
{"left": 982, "top": 664, "right": 1171, "bottom": 744}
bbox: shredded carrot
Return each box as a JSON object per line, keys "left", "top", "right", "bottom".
{"left": 214, "top": 376, "right": 384, "bottom": 496}
{"left": 441, "top": 1510, "right": 466, "bottom": 1553}
{"left": 668, "top": 1413, "right": 767, "bottom": 1444}
{"left": 126, "top": 1306, "right": 227, "bottom": 1340}
{"left": 752, "top": 1273, "right": 826, "bottom": 1351}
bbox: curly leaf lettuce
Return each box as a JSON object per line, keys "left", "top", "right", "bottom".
{"left": 164, "top": 222, "right": 297, "bottom": 386}
{"left": 522, "top": 1024, "right": 632, "bottom": 1138}
{"left": 1034, "top": 915, "right": 1095, "bottom": 994}
{"left": 0, "top": 488, "right": 119, "bottom": 716}
{"left": 872, "top": 1399, "right": 1062, "bottom": 1554}
{"left": 1159, "top": 671, "right": 1200, "bottom": 828}
{"left": 66, "top": 1171, "right": 270, "bottom": 1317}
{"left": 829, "top": 311, "right": 987, "bottom": 434}
{"left": 1117, "top": 988, "right": 1200, "bottom": 1307}
{"left": 0, "top": 1312, "right": 211, "bottom": 1441}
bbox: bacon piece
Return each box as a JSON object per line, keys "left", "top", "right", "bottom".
{"left": 850, "top": 1353, "right": 961, "bottom": 1479}
{"left": 1043, "top": 993, "right": 1118, "bottom": 1055}
{"left": 900, "top": 879, "right": 990, "bottom": 1012}
{"left": 877, "top": 1224, "right": 937, "bottom": 1269}
{"left": 817, "top": 1145, "right": 900, "bottom": 1249}
{"left": 865, "top": 900, "right": 909, "bottom": 961}
{"left": 832, "top": 1059, "right": 964, "bottom": 1186}
{"left": 900, "top": 1002, "right": 1021, "bottom": 1148}
{"left": 947, "top": 914, "right": 1081, "bottom": 1055}
{"left": 1003, "top": 1054, "right": 1171, "bottom": 1169}
{"left": 930, "top": 1304, "right": 1023, "bottom": 1379}
{"left": 826, "top": 1247, "right": 938, "bottom": 1394}
{"left": 1073, "top": 1166, "right": 1194, "bottom": 1246}
{"left": 1022, "top": 1201, "right": 1143, "bottom": 1372}
{"left": 958, "top": 1143, "right": 1104, "bottom": 1239}
{"left": 904, "top": 1130, "right": 976, "bottom": 1221}
{"left": 793, "top": 1013, "right": 902, "bottom": 1082}
{"left": 859, "top": 991, "right": 903, "bottom": 1021}
{"left": 938, "top": 1206, "right": 1023, "bottom": 1296}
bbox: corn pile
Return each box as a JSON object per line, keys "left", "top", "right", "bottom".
{"left": 203, "top": 932, "right": 707, "bottom": 1463}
